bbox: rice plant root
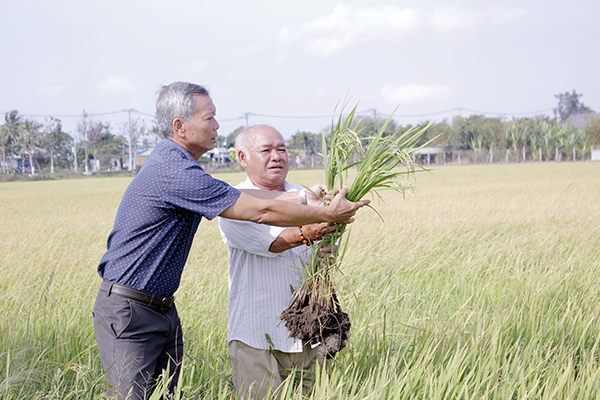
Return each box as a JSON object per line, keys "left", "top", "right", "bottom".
{"left": 281, "top": 297, "right": 351, "bottom": 360}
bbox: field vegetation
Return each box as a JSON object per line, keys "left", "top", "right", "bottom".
{"left": 0, "top": 162, "right": 599, "bottom": 399}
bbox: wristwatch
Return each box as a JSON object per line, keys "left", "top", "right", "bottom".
{"left": 299, "top": 189, "right": 307, "bottom": 205}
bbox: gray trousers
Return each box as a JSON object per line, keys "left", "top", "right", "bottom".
{"left": 93, "top": 288, "right": 183, "bottom": 399}
{"left": 228, "top": 340, "right": 318, "bottom": 400}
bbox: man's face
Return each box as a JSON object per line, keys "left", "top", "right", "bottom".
{"left": 182, "top": 95, "right": 220, "bottom": 159}
{"left": 239, "top": 126, "right": 289, "bottom": 191}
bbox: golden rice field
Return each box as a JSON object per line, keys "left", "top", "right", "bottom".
{"left": 0, "top": 161, "right": 599, "bottom": 399}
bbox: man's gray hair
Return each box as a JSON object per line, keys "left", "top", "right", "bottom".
{"left": 156, "top": 82, "right": 209, "bottom": 138}
{"left": 235, "top": 126, "right": 254, "bottom": 157}
{"left": 235, "top": 125, "right": 285, "bottom": 160}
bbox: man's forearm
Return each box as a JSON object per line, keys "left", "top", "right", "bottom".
{"left": 240, "top": 185, "right": 324, "bottom": 206}
{"left": 269, "top": 222, "right": 338, "bottom": 253}
{"left": 220, "top": 192, "right": 330, "bottom": 227}
{"left": 269, "top": 228, "right": 304, "bottom": 253}
{"left": 220, "top": 187, "right": 365, "bottom": 226}
{"left": 239, "top": 189, "right": 300, "bottom": 203}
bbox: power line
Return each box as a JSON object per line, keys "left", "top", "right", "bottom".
{"left": 375, "top": 107, "right": 554, "bottom": 119}
{"left": 16, "top": 109, "right": 155, "bottom": 119}
{"left": 10, "top": 106, "right": 556, "bottom": 125}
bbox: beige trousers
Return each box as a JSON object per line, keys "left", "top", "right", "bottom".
{"left": 228, "top": 340, "right": 318, "bottom": 400}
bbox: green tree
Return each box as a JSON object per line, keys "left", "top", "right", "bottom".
{"left": 483, "top": 118, "right": 506, "bottom": 151}
{"left": 118, "top": 116, "right": 149, "bottom": 171}
{"left": 87, "top": 120, "right": 107, "bottom": 166}
{"left": 39, "top": 117, "right": 72, "bottom": 173}
{"left": 1, "top": 110, "right": 21, "bottom": 173}
{"left": 289, "top": 130, "right": 321, "bottom": 155}
{"left": 585, "top": 118, "right": 600, "bottom": 146}
{"left": 76, "top": 111, "right": 91, "bottom": 173}
{"left": 225, "top": 126, "right": 245, "bottom": 148}
{"left": 524, "top": 117, "right": 555, "bottom": 161}
{"left": 506, "top": 122, "right": 529, "bottom": 161}
{"left": 449, "top": 115, "right": 507, "bottom": 153}
{"left": 554, "top": 90, "right": 593, "bottom": 122}
{"left": 13, "top": 118, "right": 42, "bottom": 173}
{"left": 559, "top": 126, "right": 585, "bottom": 160}
{"left": 539, "top": 121, "right": 563, "bottom": 161}
{"left": 95, "top": 132, "right": 127, "bottom": 169}
{"left": 418, "top": 119, "right": 450, "bottom": 147}
{"left": 450, "top": 115, "right": 486, "bottom": 150}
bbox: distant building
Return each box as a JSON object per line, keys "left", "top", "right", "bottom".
{"left": 412, "top": 147, "right": 445, "bottom": 164}
{"left": 205, "top": 147, "right": 231, "bottom": 164}
{"left": 136, "top": 148, "right": 154, "bottom": 166}
{"left": 109, "top": 157, "right": 123, "bottom": 171}
{"left": 13, "top": 154, "right": 32, "bottom": 174}
{"left": 565, "top": 112, "right": 600, "bottom": 129}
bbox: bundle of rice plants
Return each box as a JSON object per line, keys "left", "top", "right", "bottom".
{"left": 281, "top": 105, "right": 432, "bottom": 360}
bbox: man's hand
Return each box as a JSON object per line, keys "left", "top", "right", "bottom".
{"left": 305, "top": 184, "right": 339, "bottom": 207}
{"left": 326, "top": 186, "right": 369, "bottom": 224}
{"left": 301, "top": 222, "right": 341, "bottom": 242}
{"left": 305, "top": 184, "right": 326, "bottom": 206}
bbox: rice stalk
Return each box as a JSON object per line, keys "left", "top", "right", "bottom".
{"left": 281, "top": 104, "right": 433, "bottom": 359}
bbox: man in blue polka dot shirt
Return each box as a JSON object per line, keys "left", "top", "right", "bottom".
{"left": 93, "top": 81, "right": 369, "bottom": 400}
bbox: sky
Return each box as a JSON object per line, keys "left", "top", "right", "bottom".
{"left": 1, "top": 0, "right": 598, "bottom": 140}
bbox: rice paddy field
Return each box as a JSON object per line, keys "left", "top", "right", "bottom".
{"left": 1, "top": 161, "right": 599, "bottom": 399}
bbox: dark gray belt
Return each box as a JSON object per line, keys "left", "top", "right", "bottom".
{"left": 99, "top": 280, "right": 175, "bottom": 310}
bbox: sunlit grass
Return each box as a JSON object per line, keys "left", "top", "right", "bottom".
{"left": 1, "top": 162, "right": 599, "bottom": 398}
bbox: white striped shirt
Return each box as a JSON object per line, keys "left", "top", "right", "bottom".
{"left": 218, "top": 178, "right": 310, "bottom": 353}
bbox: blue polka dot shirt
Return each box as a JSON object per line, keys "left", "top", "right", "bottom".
{"left": 97, "top": 138, "right": 241, "bottom": 297}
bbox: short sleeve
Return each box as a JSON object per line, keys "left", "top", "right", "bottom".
{"left": 167, "top": 165, "right": 241, "bottom": 220}
{"left": 219, "top": 217, "right": 286, "bottom": 257}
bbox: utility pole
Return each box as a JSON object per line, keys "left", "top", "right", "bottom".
{"left": 373, "top": 109, "right": 377, "bottom": 133}
{"left": 123, "top": 109, "right": 136, "bottom": 171}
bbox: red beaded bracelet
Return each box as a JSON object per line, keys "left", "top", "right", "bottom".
{"left": 298, "top": 226, "right": 309, "bottom": 245}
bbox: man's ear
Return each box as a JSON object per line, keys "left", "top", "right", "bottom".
{"left": 172, "top": 118, "right": 185, "bottom": 139}
{"left": 237, "top": 149, "right": 248, "bottom": 168}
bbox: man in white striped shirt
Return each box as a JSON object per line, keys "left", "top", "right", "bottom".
{"left": 219, "top": 125, "right": 338, "bottom": 399}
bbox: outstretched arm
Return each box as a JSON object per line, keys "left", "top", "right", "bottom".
{"left": 219, "top": 186, "right": 369, "bottom": 227}
{"left": 238, "top": 183, "right": 328, "bottom": 206}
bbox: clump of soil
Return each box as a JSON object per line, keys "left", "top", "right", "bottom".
{"left": 281, "top": 292, "right": 351, "bottom": 360}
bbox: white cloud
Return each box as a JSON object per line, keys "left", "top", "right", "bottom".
{"left": 381, "top": 83, "right": 451, "bottom": 104}
{"left": 39, "top": 85, "right": 65, "bottom": 96}
{"left": 488, "top": 6, "right": 528, "bottom": 24}
{"left": 429, "top": 5, "right": 529, "bottom": 32}
{"left": 279, "top": 3, "right": 532, "bottom": 56}
{"left": 99, "top": 76, "right": 138, "bottom": 92}
{"left": 279, "top": 3, "right": 421, "bottom": 56}
{"left": 430, "top": 5, "right": 477, "bottom": 32}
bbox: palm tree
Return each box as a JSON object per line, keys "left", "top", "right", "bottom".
{"left": 1, "top": 111, "right": 21, "bottom": 173}
{"left": 14, "top": 119, "right": 41, "bottom": 174}
{"left": 563, "top": 126, "right": 585, "bottom": 161}
{"left": 528, "top": 133, "right": 541, "bottom": 162}
{"left": 539, "top": 122, "right": 558, "bottom": 161}
{"left": 468, "top": 134, "right": 484, "bottom": 163}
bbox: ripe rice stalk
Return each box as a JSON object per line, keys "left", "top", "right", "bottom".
{"left": 281, "top": 104, "right": 433, "bottom": 359}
